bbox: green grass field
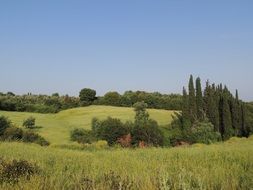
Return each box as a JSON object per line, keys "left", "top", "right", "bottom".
{"left": 0, "top": 137, "right": 252, "bottom": 190}
{"left": 0, "top": 105, "right": 175, "bottom": 145}
{"left": 0, "top": 107, "right": 252, "bottom": 189}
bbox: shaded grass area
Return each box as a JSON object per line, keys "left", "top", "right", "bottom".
{"left": 0, "top": 105, "right": 175, "bottom": 145}
{"left": 0, "top": 137, "right": 252, "bottom": 189}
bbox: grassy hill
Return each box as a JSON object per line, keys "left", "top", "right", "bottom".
{"left": 0, "top": 137, "right": 252, "bottom": 189}
{"left": 0, "top": 105, "right": 175, "bottom": 145}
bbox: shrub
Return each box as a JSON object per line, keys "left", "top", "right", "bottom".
{"left": 117, "top": 134, "right": 132, "bottom": 148}
{"left": 189, "top": 122, "right": 222, "bottom": 144}
{"left": 70, "top": 128, "right": 95, "bottom": 144}
{"left": 131, "top": 119, "right": 164, "bottom": 146}
{"left": 2, "top": 127, "right": 23, "bottom": 141}
{"left": 92, "top": 117, "right": 130, "bottom": 146}
{"left": 0, "top": 158, "right": 40, "bottom": 184}
{"left": 103, "top": 171, "right": 133, "bottom": 190}
{"left": 0, "top": 116, "right": 11, "bottom": 135}
{"left": 22, "top": 131, "right": 50, "bottom": 146}
{"left": 23, "top": 117, "right": 36, "bottom": 129}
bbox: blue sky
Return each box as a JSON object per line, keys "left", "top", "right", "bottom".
{"left": 0, "top": 0, "right": 253, "bottom": 101}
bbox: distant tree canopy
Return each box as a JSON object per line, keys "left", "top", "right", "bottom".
{"left": 0, "top": 93, "right": 80, "bottom": 113}
{"left": 95, "top": 91, "right": 182, "bottom": 110}
{"left": 79, "top": 88, "right": 96, "bottom": 104}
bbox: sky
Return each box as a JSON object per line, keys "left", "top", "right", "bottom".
{"left": 0, "top": 0, "right": 253, "bottom": 101}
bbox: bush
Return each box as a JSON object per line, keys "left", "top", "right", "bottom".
{"left": 22, "top": 131, "right": 50, "bottom": 146}
{"left": 23, "top": 117, "right": 36, "bottom": 129}
{"left": 70, "top": 128, "right": 95, "bottom": 144}
{"left": 131, "top": 102, "right": 164, "bottom": 146}
{"left": 117, "top": 134, "right": 132, "bottom": 148}
{"left": 189, "top": 122, "right": 221, "bottom": 144}
{"left": 2, "top": 127, "right": 23, "bottom": 141}
{"left": 0, "top": 158, "right": 40, "bottom": 184}
{"left": 92, "top": 117, "right": 130, "bottom": 146}
{"left": 0, "top": 116, "right": 11, "bottom": 135}
{"left": 131, "top": 119, "right": 164, "bottom": 146}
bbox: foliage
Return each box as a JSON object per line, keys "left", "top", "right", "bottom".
{"left": 0, "top": 93, "right": 80, "bottom": 113}
{"left": 117, "top": 134, "right": 132, "bottom": 148}
{"left": 79, "top": 88, "right": 96, "bottom": 105}
{"left": 175, "top": 75, "right": 251, "bottom": 144}
{"left": 2, "top": 127, "right": 23, "bottom": 141}
{"left": 23, "top": 117, "right": 36, "bottom": 129}
{"left": 92, "top": 117, "right": 130, "bottom": 146}
{"left": 131, "top": 119, "right": 164, "bottom": 146}
{"left": 22, "top": 131, "right": 50, "bottom": 146}
{"left": 0, "top": 158, "right": 40, "bottom": 184}
{"left": 245, "top": 102, "right": 253, "bottom": 135}
{"left": 0, "top": 116, "right": 11, "bottom": 135}
{"left": 94, "top": 91, "right": 182, "bottom": 110}
{"left": 131, "top": 102, "right": 164, "bottom": 146}
{"left": 0, "top": 90, "right": 182, "bottom": 113}
{"left": 103, "top": 92, "right": 121, "bottom": 106}
{"left": 70, "top": 128, "right": 95, "bottom": 144}
{"left": 189, "top": 122, "right": 221, "bottom": 144}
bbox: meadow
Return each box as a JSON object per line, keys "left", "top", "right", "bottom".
{"left": 0, "top": 106, "right": 174, "bottom": 145}
{"left": 0, "top": 137, "right": 252, "bottom": 190}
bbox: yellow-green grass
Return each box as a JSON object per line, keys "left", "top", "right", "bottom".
{"left": 0, "top": 105, "right": 175, "bottom": 145}
{"left": 0, "top": 137, "right": 252, "bottom": 190}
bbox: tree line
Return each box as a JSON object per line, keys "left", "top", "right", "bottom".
{"left": 0, "top": 90, "right": 182, "bottom": 113}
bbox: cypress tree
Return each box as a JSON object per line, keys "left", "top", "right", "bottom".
{"left": 220, "top": 94, "right": 233, "bottom": 140}
{"left": 235, "top": 89, "right": 239, "bottom": 101}
{"left": 230, "top": 91, "right": 241, "bottom": 136}
{"left": 182, "top": 87, "right": 189, "bottom": 118}
{"left": 188, "top": 75, "right": 197, "bottom": 123}
{"left": 182, "top": 87, "right": 191, "bottom": 128}
{"left": 196, "top": 77, "right": 204, "bottom": 121}
{"left": 204, "top": 82, "right": 219, "bottom": 131}
{"left": 240, "top": 103, "right": 246, "bottom": 137}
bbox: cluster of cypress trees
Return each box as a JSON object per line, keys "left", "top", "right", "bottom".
{"left": 182, "top": 75, "right": 247, "bottom": 140}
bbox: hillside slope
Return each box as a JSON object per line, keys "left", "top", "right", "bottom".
{"left": 0, "top": 105, "right": 175, "bottom": 145}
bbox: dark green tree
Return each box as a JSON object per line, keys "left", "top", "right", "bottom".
{"left": 240, "top": 103, "right": 246, "bottom": 137}
{"left": 103, "top": 91, "right": 121, "bottom": 106}
{"left": 219, "top": 95, "right": 233, "bottom": 140}
{"left": 204, "top": 82, "right": 220, "bottom": 132}
{"left": 182, "top": 87, "right": 191, "bottom": 128}
{"left": 195, "top": 77, "right": 204, "bottom": 121}
{"left": 79, "top": 88, "right": 96, "bottom": 104}
{"left": 188, "top": 75, "right": 197, "bottom": 123}
{"left": 133, "top": 101, "right": 149, "bottom": 126}
{"left": 0, "top": 116, "right": 11, "bottom": 135}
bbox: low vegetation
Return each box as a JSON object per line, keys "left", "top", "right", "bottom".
{"left": 0, "top": 137, "right": 252, "bottom": 189}
{"left": 0, "top": 116, "right": 49, "bottom": 146}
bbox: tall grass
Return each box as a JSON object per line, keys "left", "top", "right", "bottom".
{"left": 0, "top": 136, "right": 252, "bottom": 190}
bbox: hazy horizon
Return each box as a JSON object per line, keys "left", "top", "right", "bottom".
{"left": 1, "top": 1, "right": 253, "bottom": 101}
